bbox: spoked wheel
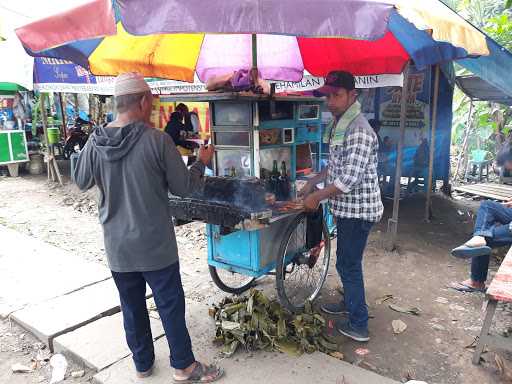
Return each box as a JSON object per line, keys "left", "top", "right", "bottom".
{"left": 276, "top": 213, "right": 331, "bottom": 313}
{"left": 209, "top": 266, "right": 256, "bottom": 295}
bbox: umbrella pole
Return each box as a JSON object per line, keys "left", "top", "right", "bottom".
{"left": 251, "top": 33, "right": 259, "bottom": 87}
{"left": 252, "top": 33, "right": 257, "bottom": 69}
{"left": 425, "top": 64, "right": 440, "bottom": 222}
{"left": 386, "top": 62, "right": 411, "bottom": 251}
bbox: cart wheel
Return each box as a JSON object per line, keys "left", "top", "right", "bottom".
{"left": 209, "top": 266, "right": 256, "bottom": 295}
{"left": 276, "top": 214, "right": 331, "bottom": 313}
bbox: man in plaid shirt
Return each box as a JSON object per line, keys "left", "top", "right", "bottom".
{"left": 300, "top": 71, "right": 383, "bottom": 342}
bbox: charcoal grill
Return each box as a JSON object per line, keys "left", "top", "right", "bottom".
{"left": 168, "top": 196, "right": 272, "bottom": 228}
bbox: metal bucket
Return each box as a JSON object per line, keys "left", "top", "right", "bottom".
{"left": 28, "top": 154, "right": 44, "bottom": 175}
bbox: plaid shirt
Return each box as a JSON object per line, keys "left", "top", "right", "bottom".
{"left": 327, "top": 114, "right": 383, "bottom": 222}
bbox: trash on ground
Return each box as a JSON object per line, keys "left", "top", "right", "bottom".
{"left": 355, "top": 348, "right": 370, "bottom": 356}
{"left": 435, "top": 297, "right": 449, "bottom": 304}
{"left": 464, "top": 337, "right": 488, "bottom": 355}
{"left": 389, "top": 303, "right": 421, "bottom": 316}
{"left": 11, "top": 363, "right": 33, "bottom": 373}
{"left": 495, "top": 353, "right": 512, "bottom": 381}
{"left": 402, "top": 367, "right": 416, "bottom": 381}
{"left": 210, "top": 289, "right": 340, "bottom": 357}
{"left": 431, "top": 324, "right": 446, "bottom": 331}
{"left": 375, "top": 294, "right": 394, "bottom": 305}
{"left": 392, "top": 319, "right": 407, "bottom": 334}
{"left": 71, "top": 370, "right": 85, "bottom": 378}
{"left": 49, "top": 354, "right": 68, "bottom": 384}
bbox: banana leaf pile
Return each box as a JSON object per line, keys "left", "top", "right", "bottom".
{"left": 209, "top": 289, "right": 340, "bottom": 358}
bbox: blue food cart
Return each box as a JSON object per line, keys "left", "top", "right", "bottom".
{"left": 168, "top": 93, "right": 334, "bottom": 313}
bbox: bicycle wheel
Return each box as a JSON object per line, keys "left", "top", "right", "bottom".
{"left": 209, "top": 266, "right": 256, "bottom": 295}
{"left": 276, "top": 213, "right": 331, "bottom": 313}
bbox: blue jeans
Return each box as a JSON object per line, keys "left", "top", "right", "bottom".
{"left": 336, "top": 218, "right": 373, "bottom": 331}
{"left": 111, "top": 262, "right": 195, "bottom": 371}
{"left": 470, "top": 201, "right": 512, "bottom": 283}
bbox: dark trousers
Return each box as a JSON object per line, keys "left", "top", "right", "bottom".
{"left": 470, "top": 201, "right": 512, "bottom": 283}
{"left": 111, "top": 262, "right": 195, "bottom": 371}
{"left": 336, "top": 218, "right": 373, "bottom": 331}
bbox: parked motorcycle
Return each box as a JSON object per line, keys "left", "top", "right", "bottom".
{"left": 63, "top": 117, "right": 91, "bottom": 159}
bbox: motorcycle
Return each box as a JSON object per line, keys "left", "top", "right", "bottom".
{"left": 63, "top": 117, "right": 91, "bottom": 159}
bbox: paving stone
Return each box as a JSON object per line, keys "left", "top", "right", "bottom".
{"left": 54, "top": 309, "right": 165, "bottom": 372}
{"left": 11, "top": 279, "right": 123, "bottom": 350}
{"left": 0, "top": 225, "right": 111, "bottom": 317}
{"left": 94, "top": 301, "right": 398, "bottom": 384}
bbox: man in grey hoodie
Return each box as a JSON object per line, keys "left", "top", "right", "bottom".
{"left": 74, "top": 73, "right": 223, "bottom": 383}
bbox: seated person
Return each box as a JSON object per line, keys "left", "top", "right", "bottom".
{"left": 164, "top": 112, "right": 197, "bottom": 151}
{"left": 451, "top": 144, "right": 512, "bottom": 292}
{"left": 176, "top": 103, "right": 194, "bottom": 133}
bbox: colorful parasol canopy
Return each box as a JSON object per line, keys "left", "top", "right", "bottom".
{"left": 16, "top": 0, "right": 489, "bottom": 83}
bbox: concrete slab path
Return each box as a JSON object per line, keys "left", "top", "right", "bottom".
{"left": 94, "top": 301, "right": 399, "bottom": 384}
{"left": 54, "top": 309, "right": 165, "bottom": 372}
{"left": 0, "top": 225, "right": 111, "bottom": 318}
{"left": 11, "top": 279, "right": 121, "bottom": 349}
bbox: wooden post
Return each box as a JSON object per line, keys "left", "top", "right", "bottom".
{"left": 425, "top": 65, "right": 441, "bottom": 222}
{"left": 41, "top": 93, "right": 63, "bottom": 186}
{"left": 58, "top": 93, "right": 67, "bottom": 140}
{"left": 40, "top": 94, "right": 51, "bottom": 181}
{"left": 454, "top": 99, "right": 474, "bottom": 181}
{"left": 386, "top": 63, "right": 410, "bottom": 251}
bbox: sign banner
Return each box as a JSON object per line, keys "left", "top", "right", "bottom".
{"left": 378, "top": 66, "right": 432, "bottom": 147}
{"left": 273, "top": 74, "right": 403, "bottom": 93}
{"left": 34, "top": 58, "right": 404, "bottom": 95}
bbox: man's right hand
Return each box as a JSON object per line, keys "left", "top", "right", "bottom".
{"left": 198, "top": 144, "right": 215, "bottom": 166}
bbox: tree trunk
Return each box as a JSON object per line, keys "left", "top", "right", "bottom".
{"left": 454, "top": 101, "right": 474, "bottom": 181}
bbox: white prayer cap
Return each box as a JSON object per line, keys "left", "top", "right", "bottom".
{"left": 114, "top": 72, "right": 151, "bottom": 96}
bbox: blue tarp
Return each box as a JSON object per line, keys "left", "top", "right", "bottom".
{"left": 458, "top": 37, "right": 512, "bottom": 99}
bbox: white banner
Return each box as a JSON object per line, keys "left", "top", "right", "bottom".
{"left": 273, "top": 74, "right": 404, "bottom": 93}
{"left": 34, "top": 74, "right": 404, "bottom": 95}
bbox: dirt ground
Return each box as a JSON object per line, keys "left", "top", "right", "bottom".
{"left": 1, "top": 164, "right": 512, "bottom": 384}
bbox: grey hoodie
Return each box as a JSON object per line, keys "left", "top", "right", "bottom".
{"left": 74, "top": 122, "right": 205, "bottom": 272}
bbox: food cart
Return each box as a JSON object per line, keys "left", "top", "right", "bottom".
{"left": 167, "top": 92, "right": 334, "bottom": 312}
{"left": 0, "top": 95, "right": 29, "bottom": 176}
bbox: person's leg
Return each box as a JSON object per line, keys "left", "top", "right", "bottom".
{"left": 474, "top": 201, "right": 512, "bottom": 237}
{"left": 469, "top": 254, "right": 491, "bottom": 286}
{"left": 463, "top": 201, "right": 512, "bottom": 248}
{"left": 488, "top": 223, "right": 512, "bottom": 246}
{"left": 143, "top": 262, "right": 195, "bottom": 370}
{"left": 335, "top": 218, "right": 372, "bottom": 331}
{"left": 457, "top": 224, "right": 512, "bottom": 290}
{"left": 111, "top": 271, "right": 154, "bottom": 373}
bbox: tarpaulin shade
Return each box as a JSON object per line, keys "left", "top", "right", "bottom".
{"left": 16, "top": 0, "right": 490, "bottom": 82}
{"left": 458, "top": 37, "right": 512, "bottom": 102}
{"left": 456, "top": 76, "right": 512, "bottom": 105}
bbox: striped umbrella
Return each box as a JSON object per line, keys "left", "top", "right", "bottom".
{"left": 16, "top": 0, "right": 489, "bottom": 82}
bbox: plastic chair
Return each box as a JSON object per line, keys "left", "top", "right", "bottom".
{"left": 465, "top": 149, "right": 490, "bottom": 182}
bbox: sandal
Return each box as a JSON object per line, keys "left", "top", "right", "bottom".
{"left": 173, "top": 362, "right": 224, "bottom": 384}
{"left": 449, "top": 281, "right": 486, "bottom": 293}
